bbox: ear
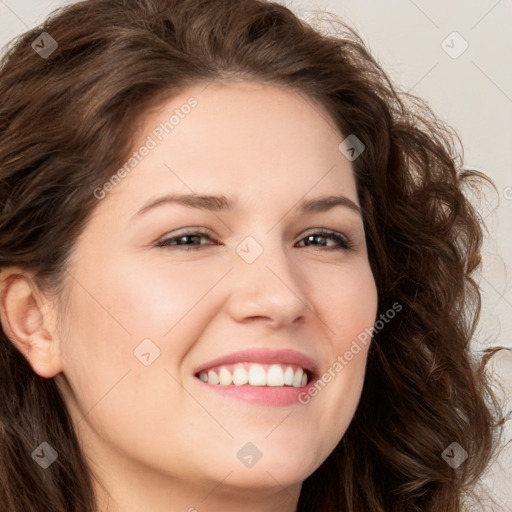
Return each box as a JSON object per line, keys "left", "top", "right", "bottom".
{"left": 0, "top": 267, "right": 63, "bottom": 378}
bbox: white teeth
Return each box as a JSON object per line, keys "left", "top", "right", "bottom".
{"left": 292, "top": 367, "right": 303, "bottom": 388}
{"left": 267, "top": 364, "right": 285, "bottom": 386}
{"left": 232, "top": 365, "right": 249, "bottom": 386}
{"left": 207, "top": 370, "right": 219, "bottom": 385}
{"left": 219, "top": 367, "right": 232, "bottom": 386}
{"left": 248, "top": 364, "right": 267, "bottom": 386}
{"left": 198, "top": 363, "right": 309, "bottom": 387}
{"left": 284, "top": 366, "right": 295, "bottom": 386}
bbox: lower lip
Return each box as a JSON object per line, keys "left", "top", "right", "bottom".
{"left": 194, "top": 378, "right": 316, "bottom": 406}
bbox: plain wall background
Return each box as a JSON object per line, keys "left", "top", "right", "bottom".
{"left": 1, "top": 0, "right": 511, "bottom": 509}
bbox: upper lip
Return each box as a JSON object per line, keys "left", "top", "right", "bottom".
{"left": 193, "top": 348, "right": 319, "bottom": 378}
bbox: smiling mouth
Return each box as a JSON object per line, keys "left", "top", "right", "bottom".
{"left": 195, "top": 362, "right": 311, "bottom": 387}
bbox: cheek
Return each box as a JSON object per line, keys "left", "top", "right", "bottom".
{"left": 321, "top": 260, "right": 378, "bottom": 346}
{"left": 87, "top": 256, "right": 216, "bottom": 341}
{"left": 57, "top": 287, "right": 132, "bottom": 411}
{"left": 57, "top": 258, "right": 217, "bottom": 419}
{"left": 57, "top": 281, "right": 185, "bottom": 452}
{"left": 303, "top": 260, "right": 377, "bottom": 430}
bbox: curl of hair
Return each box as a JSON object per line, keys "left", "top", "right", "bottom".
{"left": 0, "top": 0, "right": 508, "bottom": 511}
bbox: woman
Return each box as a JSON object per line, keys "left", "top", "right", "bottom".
{"left": 0, "top": 0, "right": 507, "bottom": 511}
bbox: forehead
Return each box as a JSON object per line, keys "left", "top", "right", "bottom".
{"left": 95, "top": 78, "right": 358, "bottom": 218}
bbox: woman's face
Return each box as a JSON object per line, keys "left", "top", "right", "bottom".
{"left": 53, "top": 79, "right": 378, "bottom": 506}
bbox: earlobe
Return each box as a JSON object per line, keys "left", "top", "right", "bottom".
{"left": 0, "top": 269, "right": 63, "bottom": 378}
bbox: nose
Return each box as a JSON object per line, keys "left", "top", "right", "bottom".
{"left": 225, "top": 236, "right": 313, "bottom": 329}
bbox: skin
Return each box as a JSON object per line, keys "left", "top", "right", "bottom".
{"left": 0, "top": 78, "right": 378, "bottom": 512}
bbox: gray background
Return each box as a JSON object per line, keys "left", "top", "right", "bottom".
{"left": 1, "top": 0, "right": 511, "bottom": 509}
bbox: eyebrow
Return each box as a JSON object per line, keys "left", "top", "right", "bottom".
{"left": 133, "top": 193, "right": 361, "bottom": 218}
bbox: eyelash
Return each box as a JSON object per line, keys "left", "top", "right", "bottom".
{"left": 155, "top": 228, "right": 354, "bottom": 252}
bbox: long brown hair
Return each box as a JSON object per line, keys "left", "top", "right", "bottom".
{"left": 0, "top": 0, "right": 508, "bottom": 510}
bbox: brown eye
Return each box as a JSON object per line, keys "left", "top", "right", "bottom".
{"left": 155, "top": 229, "right": 218, "bottom": 251}
{"left": 297, "top": 230, "right": 353, "bottom": 251}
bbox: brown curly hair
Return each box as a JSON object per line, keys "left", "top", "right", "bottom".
{"left": 0, "top": 0, "right": 508, "bottom": 511}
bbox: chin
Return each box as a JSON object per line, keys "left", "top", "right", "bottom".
{"left": 205, "top": 446, "right": 321, "bottom": 491}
